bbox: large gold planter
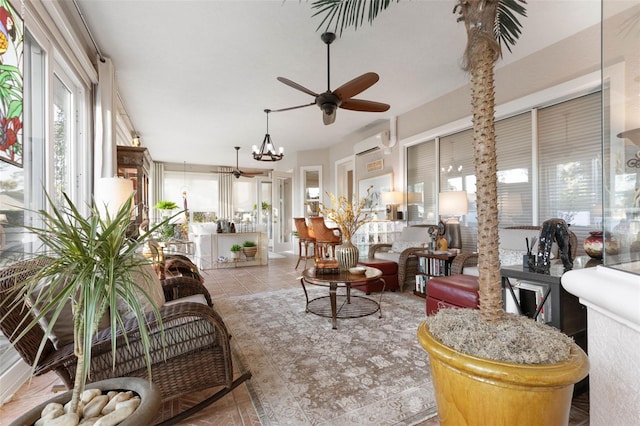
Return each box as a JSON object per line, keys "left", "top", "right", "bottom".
{"left": 417, "top": 321, "right": 589, "bottom": 426}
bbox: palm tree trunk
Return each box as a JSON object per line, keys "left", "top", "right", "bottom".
{"left": 462, "top": 0, "right": 504, "bottom": 322}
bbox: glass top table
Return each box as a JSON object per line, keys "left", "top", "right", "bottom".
{"left": 300, "top": 267, "right": 384, "bottom": 329}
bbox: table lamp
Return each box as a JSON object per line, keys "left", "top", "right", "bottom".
{"left": 381, "top": 191, "right": 403, "bottom": 220}
{"left": 95, "top": 177, "right": 135, "bottom": 220}
{"left": 439, "top": 190, "right": 468, "bottom": 249}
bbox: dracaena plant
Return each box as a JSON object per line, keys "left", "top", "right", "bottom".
{"left": 1, "top": 191, "right": 169, "bottom": 415}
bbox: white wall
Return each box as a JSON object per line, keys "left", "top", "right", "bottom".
{"left": 313, "top": 14, "right": 603, "bottom": 205}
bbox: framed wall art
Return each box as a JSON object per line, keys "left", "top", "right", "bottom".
{"left": 358, "top": 172, "right": 393, "bottom": 212}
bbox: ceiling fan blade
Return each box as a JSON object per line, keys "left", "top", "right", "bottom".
{"left": 277, "top": 77, "right": 319, "bottom": 97}
{"left": 340, "top": 99, "right": 390, "bottom": 112}
{"left": 272, "top": 102, "right": 315, "bottom": 113}
{"left": 333, "top": 72, "right": 379, "bottom": 101}
{"left": 323, "top": 110, "right": 336, "bottom": 125}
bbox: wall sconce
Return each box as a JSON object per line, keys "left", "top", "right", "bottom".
{"left": 381, "top": 191, "right": 403, "bottom": 220}
{"left": 439, "top": 190, "right": 468, "bottom": 249}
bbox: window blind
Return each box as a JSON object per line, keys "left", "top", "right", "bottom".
{"left": 495, "top": 112, "right": 533, "bottom": 226}
{"left": 538, "top": 92, "right": 602, "bottom": 255}
{"left": 440, "top": 129, "right": 476, "bottom": 253}
{"left": 406, "top": 140, "right": 437, "bottom": 224}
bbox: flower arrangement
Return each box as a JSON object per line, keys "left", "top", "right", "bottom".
{"left": 319, "top": 186, "right": 375, "bottom": 242}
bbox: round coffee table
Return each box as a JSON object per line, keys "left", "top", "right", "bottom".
{"left": 300, "top": 267, "right": 384, "bottom": 329}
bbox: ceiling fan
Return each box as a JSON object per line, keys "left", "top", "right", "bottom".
{"left": 276, "top": 32, "right": 390, "bottom": 125}
{"left": 218, "top": 147, "right": 270, "bottom": 179}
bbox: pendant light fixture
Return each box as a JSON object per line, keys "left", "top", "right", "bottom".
{"left": 253, "top": 109, "right": 284, "bottom": 162}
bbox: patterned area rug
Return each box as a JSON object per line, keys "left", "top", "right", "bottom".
{"left": 215, "top": 287, "right": 438, "bottom": 425}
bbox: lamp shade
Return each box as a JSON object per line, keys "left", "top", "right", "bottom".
{"left": 439, "top": 191, "right": 468, "bottom": 216}
{"left": 381, "top": 191, "right": 403, "bottom": 205}
{"left": 95, "top": 177, "right": 135, "bottom": 220}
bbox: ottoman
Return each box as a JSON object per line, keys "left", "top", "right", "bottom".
{"left": 426, "top": 275, "right": 480, "bottom": 316}
{"left": 354, "top": 258, "right": 400, "bottom": 294}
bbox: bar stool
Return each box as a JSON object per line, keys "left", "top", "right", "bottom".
{"left": 310, "top": 217, "right": 342, "bottom": 258}
{"left": 294, "top": 218, "right": 316, "bottom": 269}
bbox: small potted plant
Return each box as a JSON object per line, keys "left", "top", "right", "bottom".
{"left": 230, "top": 244, "right": 242, "bottom": 260}
{"left": 242, "top": 241, "right": 258, "bottom": 260}
{"left": 154, "top": 200, "right": 179, "bottom": 215}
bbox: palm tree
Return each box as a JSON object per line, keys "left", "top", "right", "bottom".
{"left": 311, "top": 0, "right": 526, "bottom": 323}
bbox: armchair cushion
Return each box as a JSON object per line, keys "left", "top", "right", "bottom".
{"left": 373, "top": 250, "right": 401, "bottom": 263}
{"left": 163, "top": 293, "right": 208, "bottom": 307}
{"left": 398, "top": 226, "right": 431, "bottom": 244}
{"left": 391, "top": 241, "right": 424, "bottom": 253}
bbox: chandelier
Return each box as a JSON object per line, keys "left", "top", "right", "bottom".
{"left": 252, "top": 109, "right": 284, "bottom": 162}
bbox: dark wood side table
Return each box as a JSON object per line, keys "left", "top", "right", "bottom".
{"left": 300, "top": 267, "right": 384, "bottom": 329}
{"left": 500, "top": 257, "right": 600, "bottom": 354}
{"left": 413, "top": 251, "right": 457, "bottom": 297}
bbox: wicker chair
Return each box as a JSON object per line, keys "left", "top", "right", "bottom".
{"left": 0, "top": 257, "right": 250, "bottom": 424}
{"left": 368, "top": 225, "right": 436, "bottom": 291}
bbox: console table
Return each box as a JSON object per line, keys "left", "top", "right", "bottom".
{"left": 190, "top": 231, "right": 267, "bottom": 270}
{"left": 500, "top": 257, "right": 597, "bottom": 354}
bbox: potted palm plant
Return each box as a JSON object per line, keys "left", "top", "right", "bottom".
{"left": 311, "top": 1, "right": 589, "bottom": 423}
{"left": 0, "top": 186, "right": 168, "bottom": 425}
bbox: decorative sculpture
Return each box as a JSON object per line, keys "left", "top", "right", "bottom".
{"left": 535, "top": 218, "right": 573, "bottom": 273}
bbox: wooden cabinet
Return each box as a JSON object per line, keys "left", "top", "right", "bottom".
{"left": 117, "top": 146, "right": 151, "bottom": 226}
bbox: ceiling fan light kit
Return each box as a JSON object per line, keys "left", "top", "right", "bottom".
{"left": 276, "top": 32, "right": 390, "bottom": 125}
{"left": 253, "top": 109, "right": 284, "bottom": 162}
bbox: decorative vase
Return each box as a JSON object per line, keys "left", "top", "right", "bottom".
{"left": 10, "top": 377, "right": 161, "bottom": 426}
{"left": 335, "top": 239, "right": 359, "bottom": 270}
{"left": 243, "top": 246, "right": 258, "bottom": 259}
{"left": 417, "top": 321, "right": 589, "bottom": 426}
{"left": 584, "top": 231, "right": 619, "bottom": 259}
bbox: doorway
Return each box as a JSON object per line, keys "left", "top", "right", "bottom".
{"left": 272, "top": 171, "right": 293, "bottom": 253}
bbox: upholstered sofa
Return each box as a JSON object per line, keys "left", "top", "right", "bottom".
{"left": 368, "top": 225, "right": 436, "bottom": 290}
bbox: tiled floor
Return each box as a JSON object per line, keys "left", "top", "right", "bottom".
{"left": 0, "top": 253, "right": 589, "bottom": 425}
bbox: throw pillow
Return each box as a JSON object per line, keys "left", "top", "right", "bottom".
{"left": 498, "top": 248, "right": 526, "bottom": 267}
{"left": 30, "top": 276, "right": 109, "bottom": 349}
{"left": 391, "top": 241, "right": 424, "bottom": 253}
{"left": 116, "top": 262, "right": 166, "bottom": 321}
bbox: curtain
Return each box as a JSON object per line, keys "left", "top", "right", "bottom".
{"left": 93, "top": 57, "right": 117, "bottom": 181}
{"left": 151, "top": 161, "right": 164, "bottom": 220}
{"left": 218, "top": 167, "right": 234, "bottom": 220}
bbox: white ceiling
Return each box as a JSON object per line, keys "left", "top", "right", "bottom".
{"left": 71, "top": 0, "right": 602, "bottom": 169}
